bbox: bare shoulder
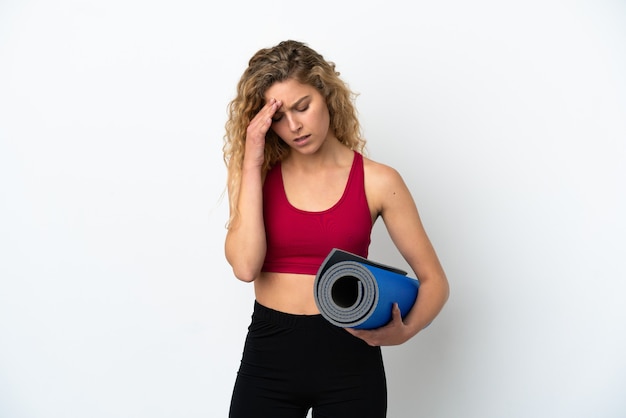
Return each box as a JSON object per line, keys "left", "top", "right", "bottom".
{"left": 363, "top": 155, "right": 407, "bottom": 190}
{"left": 362, "top": 155, "right": 412, "bottom": 216}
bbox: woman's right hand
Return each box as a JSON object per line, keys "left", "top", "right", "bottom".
{"left": 226, "top": 98, "right": 282, "bottom": 282}
{"left": 243, "top": 98, "right": 282, "bottom": 170}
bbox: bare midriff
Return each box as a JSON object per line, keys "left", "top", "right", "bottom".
{"left": 254, "top": 272, "right": 320, "bottom": 315}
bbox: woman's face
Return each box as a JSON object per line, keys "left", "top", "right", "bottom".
{"left": 264, "top": 79, "right": 333, "bottom": 154}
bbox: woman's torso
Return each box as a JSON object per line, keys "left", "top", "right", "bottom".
{"left": 256, "top": 150, "right": 377, "bottom": 314}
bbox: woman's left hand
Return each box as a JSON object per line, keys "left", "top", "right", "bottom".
{"left": 345, "top": 303, "right": 413, "bottom": 346}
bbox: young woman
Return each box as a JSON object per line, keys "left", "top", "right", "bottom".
{"left": 223, "top": 39, "right": 449, "bottom": 418}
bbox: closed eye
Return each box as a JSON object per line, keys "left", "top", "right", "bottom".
{"left": 270, "top": 96, "right": 310, "bottom": 122}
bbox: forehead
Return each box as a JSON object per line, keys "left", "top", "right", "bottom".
{"left": 264, "top": 79, "right": 319, "bottom": 104}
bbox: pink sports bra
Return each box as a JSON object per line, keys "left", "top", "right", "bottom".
{"left": 261, "top": 151, "right": 373, "bottom": 275}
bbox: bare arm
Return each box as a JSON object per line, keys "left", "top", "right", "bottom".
{"left": 347, "top": 162, "right": 450, "bottom": 345}
{"left": 224, "top": 99, "right": 282, "bottom": 282}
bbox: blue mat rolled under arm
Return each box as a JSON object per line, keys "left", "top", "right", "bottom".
{"left": 313, "top": 248, "right": 420, "bottom": 330}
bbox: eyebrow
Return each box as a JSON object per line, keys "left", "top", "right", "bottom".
{"left": 275, "top": 95, "right": 311, "bottom": 112}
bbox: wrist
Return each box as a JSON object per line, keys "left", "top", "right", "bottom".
{"left": 242, "top": 162, "right": 263, "bottom": 174}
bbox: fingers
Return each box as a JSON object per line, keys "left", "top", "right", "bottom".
{"left": 247, "top": 98, "right": 282, "bottom": 138}
{"left": 345, "top": 303, "right": 406, "bottom": 346}
{"left": 263, "top": 98, "right": 282, "bottom": 120}
{"left": 392, "top": 303, "right": 402, "bottom": 321}
{"left": 346, "top": 327, "right": 381, "bottom": 347}
{"left": 243, "top": 99, "right": 282, "bottom": 168}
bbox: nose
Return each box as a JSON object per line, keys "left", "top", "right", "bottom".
{"left": 286, "top": 114, "right": 302, "bottom": 133}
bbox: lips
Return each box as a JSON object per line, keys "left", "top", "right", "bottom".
{"left": 294, "top": 134, "right": 310, "bottom": 143}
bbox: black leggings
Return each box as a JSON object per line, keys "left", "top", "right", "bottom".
{"left": 229, "top": 301, "right": 387, "bottom": 418}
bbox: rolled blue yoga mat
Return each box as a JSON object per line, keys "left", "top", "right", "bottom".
{"left": 314, "top": 248, "right": 420, "bottom": 330}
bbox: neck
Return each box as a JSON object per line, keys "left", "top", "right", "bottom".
{"left": 284, "top": 137, "right": 352, "bottom": 170}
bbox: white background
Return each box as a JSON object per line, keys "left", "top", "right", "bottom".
{"left": 1, "top": 1, "right": 625, "bottom": 417}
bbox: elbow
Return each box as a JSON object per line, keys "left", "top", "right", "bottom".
{"left": 228, "top": 258, "right": 263, "bottom": 282}
{"left": 441, "top": 275, "right": 451, "bottom": 304}
{"left": 224, "top": 240, "right": 266, "bottom": 283}
{"left": 232, "top": 266, "right": 260, "bottom": 283}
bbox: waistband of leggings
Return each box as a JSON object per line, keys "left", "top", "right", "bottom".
{"left": 253, "top": 300, "right": 324, "bottom": 328}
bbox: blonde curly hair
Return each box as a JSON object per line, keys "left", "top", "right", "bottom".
{"left": 223, "top": 40, "right": 366, "bottom": 229}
